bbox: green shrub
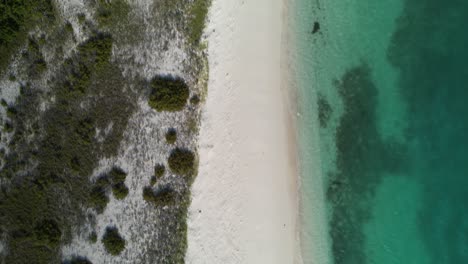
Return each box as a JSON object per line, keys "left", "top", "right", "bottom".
{"left": 165, "top": 128, "right": 177, "bottom": 144}
{"left": 168, "top": 148, "right": 195, "bottom": 176}
{"left": 8, "top": 74, "right": 16, "bottom": 81}
{"left": 150, "top": 176, "right": 157, "bottom": 186}
{"left": 188, "top": 0, "right": 210, "bottom": 44}
{"left": 148, "top": 76, "right": 189, "bottom": 112}
{"left": 32, "top": 58, "right": 47, "bottom": 74}
{"left": 154, "top": 164, "right": 165, "bottom": 178}
{"left": 142, "top": 186, "right": 154, "bottom": 202}
{"left": 66, "top": 256, "right": 93, "bottom": 264}
{"left": 95, "top": 0, "right": 130, "bottom": 28}
{"left": 77, "top": 13, "right": 86, "bottom": 24}
{"left": 0, "top": 0, "right": 56, "bottom": 72}
{"left": 142, "top": 186, "right": 176, "bottom": 207}
{"left": 4, "top": 121, "right": 14, "bottom": 133}
{"left": 102, "top": 226, "right": 125, "bottom": 256}
{"left": 89, "top": 186, "right": 109, "bottom": 213}
{"left": 76, "top": 118, "right": 95, "bottom": 145}
{"left": 190, "top": 94, "right": 200, "bottom": 105}
{"left": 77, "top": 33, "right": 113, "bottom": 70}
{"left": 187, "top": 116, "right": 199, "bottom": 134}
{"left": 65, "top": 21, "right": 73, "bottom": 33}
{"left": 95, "top": 175, "right": 111, "bottom": 188}
{"left": 33, "top": 219, "right": 62, "bottom": 247}
{"left": 112, "top": 183, "right": 129, "bottom": 200}
{"left": 109, "top": 166, "right": 127, "bottom": 184}
{"left": 6, "top": 106, "right": 17, "bottom": 118}
{"left": 89, "top": 231, "right": 97, "bottom": 243}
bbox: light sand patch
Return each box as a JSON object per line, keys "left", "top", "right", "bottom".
{"left": 186, "top": 0, "right": 299, "bottom": 263}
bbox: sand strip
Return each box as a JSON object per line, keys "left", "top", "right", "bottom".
{"left": 186, "top": 0, "right": 299, "bottom": 263}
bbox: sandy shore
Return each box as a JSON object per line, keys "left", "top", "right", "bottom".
{"left": 186, "top": 0, "right": 299, "bottom": 263}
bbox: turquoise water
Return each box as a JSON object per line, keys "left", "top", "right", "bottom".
{"left": 293, "top": 0, "right": 468, "bottom": 263}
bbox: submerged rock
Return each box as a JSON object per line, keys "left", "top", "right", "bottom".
{"left": 312, "top": 21, "right": 320, "bottom": 34}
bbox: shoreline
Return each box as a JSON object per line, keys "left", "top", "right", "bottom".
{"left": 186, "top": 0, "right": 300, "bottom": 263}
{"left": 286, "top": 0, "right": 334, "bottom": 263}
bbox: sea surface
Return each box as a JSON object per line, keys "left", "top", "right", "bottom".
{"left": 291, "top": 0, "right": 468, "bottom": 263}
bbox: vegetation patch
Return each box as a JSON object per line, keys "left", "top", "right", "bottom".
{"left": 65, "top": 256, "right": 93, "bottom": 264}
{"left": 112, "top": 182, "right": 129, "bottom": 200}
{"left": 190, "top": 94, "right": 200, "bottom": 105}
{"left": 89, "top": 185, "right": 109, "bottom": 214}
{"left": 151, "top": 163, "right": 165, "bottom": 185}
{"left": 0, "top": 28, "right": 135, "bottom": 262}
{"left": 89, "top": 167, "right": 129, "bottom": 208}
{"left": 0, "top": 0, "right": 210, "bottom": 262}
{"left": 143, "top": 186, "right": 176, "bottom": 207}
{"left": 102, "top": 226, "right": 125, "bottom": 256}
{"left": 77, "top": 33, "right": 113, "bottom": 71}
{"left": 109, "top": 167, "right": 129, "bottom": 200}
{"left": 165, "top": 128, "right": 177, "bottom": 144}
{"left": 88, "top": 231, "right": 97, "bottom": 243}
{"left": 154, "top": 164, "right": 165, "bottom": 178}
{"left": 188, "top": 0, "right": 211, "bottom": 44}
{"left": 0, "top": 0, "right": 56, "bottom": 72}
{"left": 33, "top": 219, "right": 62, "bottom": 247}
{"left": 168, "top": 148, "right": 195, "bottom": 176}
{"left": 109, "top": 166, "right": 127, "bottom": 183}
{"left": 150, "top": 176, "right": 157, "bottom": 186}
{"left": 149, "top": 76, "right": 189, "bottom": 112}
{"left": 95, "top": 0, "right": 130, "bottom": 29}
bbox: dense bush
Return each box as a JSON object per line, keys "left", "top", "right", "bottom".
{"left": 33, "top": 219, "right": 62, "bottom": 247}
{"left": 112, "top": 183, "right": 129, "bottom": 200}
{"left": 150, "top": 176, "right": 157, "bottom": 186}
{"left": 188, "top": 0, "right": 210, "bottom": 44}
{"left": 142, "top": 186, "right": 154, "bottom": 202}
{"left": 148, "top": 76, "right": 189, "bottom": 112}
{"left": 168, "top": 148, "right": 195, "bottom": 176}
{"left": 3, "top": 121, "right": 14, "bottom": 133}
{"left": 190, "top": 94, "right": 200, "bottom": 105}
{"left": 102, "top": 226, "right": 125, "bottom": 256}
{"left": 154, "top": 164, "right": 165, "bottom": 178}
{"left": 89, "top": 231, "right": 97, "bottom": 243}
{"left": 75, "top": 118, "right": 95, "bottom": 145}
{"left": 109, "top": 167, "right": 128, "bottom": 200}
{"left": 89, "top": 186, "right": 109, "bottom": 213}
{"left": 66, "top": 256, "right": 93, "bottom": 264}
{"left": 77, "top": 33, "right": 113, "bottom": 71}
{"left": 165, "top": 128, "right": 177, "bottom": 144}
{"left": 0, "top": 20, "right": 135, "bottom": 262}
{"left": 95, "top": 0, "right": 130, "bottom": 28}
{"left": 109, "top": 167, "right": 127, "bottom": 183}
{"left": 142, "top": 186, "right": 176, "bottom": 207}
{"left": 0, "top": 0, "right": 55, "bottom": 72}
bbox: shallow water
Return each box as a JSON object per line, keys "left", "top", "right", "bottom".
{"left": 293, "top": 0, "right": 468, "bottom": 263}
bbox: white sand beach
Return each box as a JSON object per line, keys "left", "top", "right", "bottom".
{"left": 186, "top": 0, "right": 299, "bottom": 263}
